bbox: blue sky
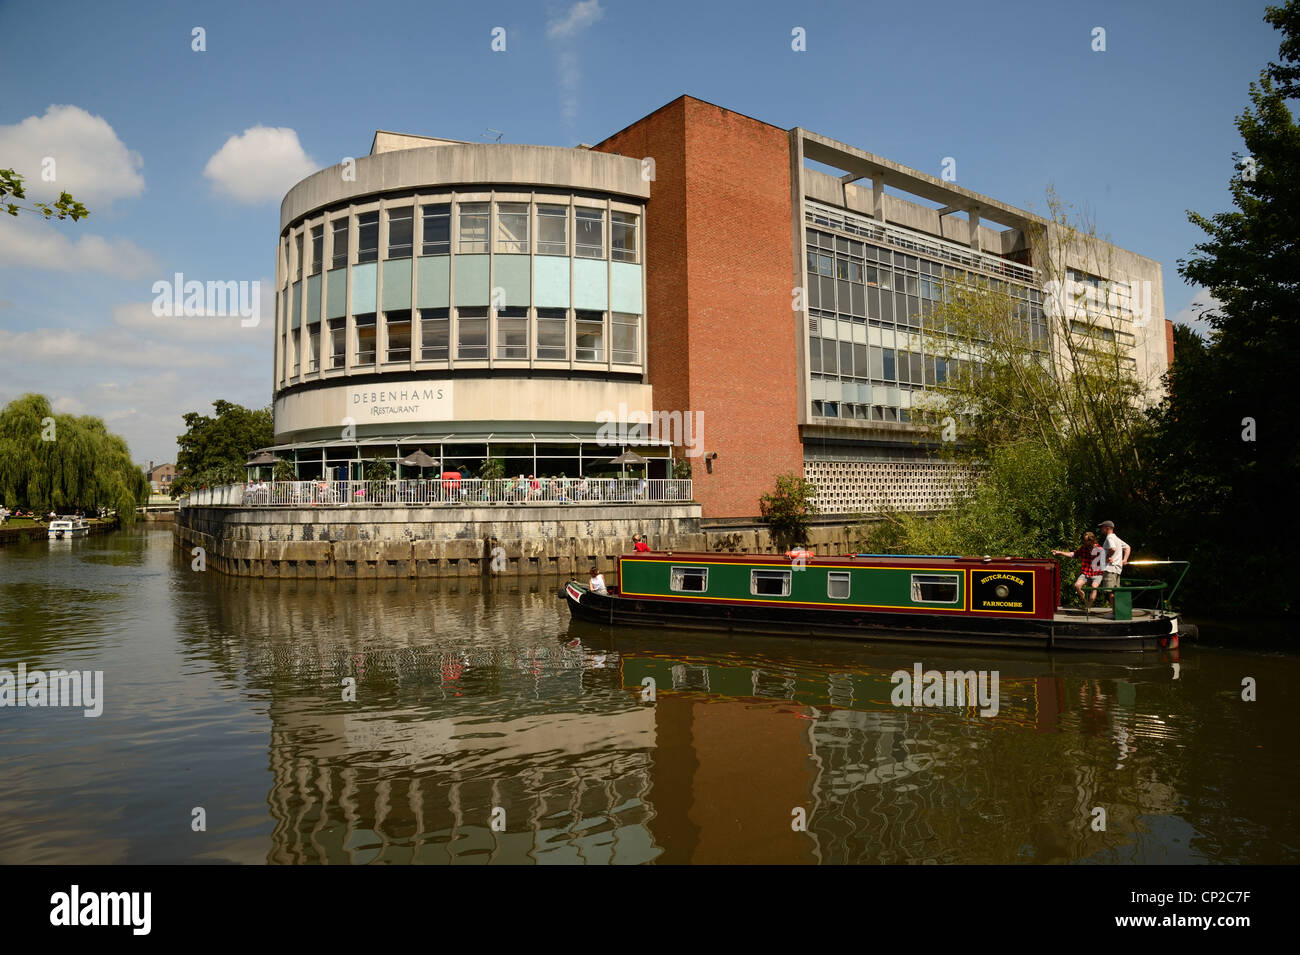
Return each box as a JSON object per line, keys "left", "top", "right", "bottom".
{"left": 0, "top": 0, "right": 1284, "bottom": 464}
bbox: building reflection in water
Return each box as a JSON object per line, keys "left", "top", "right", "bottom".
{"left": 174, "top": 573, "right": 1195, "bottom": 864}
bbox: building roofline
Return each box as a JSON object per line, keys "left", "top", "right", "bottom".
{"left": 594, "top": 94, "right": 786, "bottom": 149}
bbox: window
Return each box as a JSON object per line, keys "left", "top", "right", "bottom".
{"left": 458, "top": 202, "right": 489, "bottom": 253}
{"left": 670, "top": 566, "right": 708, "bottom": 592}
{"left": 331, "top": 218, "right": 349, "bottom": 269}
{"left": 883, "top": 348, "right": 896, "bottom": 381}
{"left": 537, "top": 307, "right": 567, "bottom": 360}
{"left": 306, "top": 325, "right": 320, "bottom": 372}
{"left": 751, "top": 569, "right": 792, "bottom": 597}
{"left": 328, "top": 318, "right": 346, "bottom": 368}
{"left": 575, "top": 310, "right": 604, "bottom": 362}
{"left": 385, "top": 310, "right": 411, "bottom": 362}
{"left": 911, "top": 573, "right": 960, "bottom": 604}
{"left": 611, "top": 211, "right": 638, "bottom": 262}
{"left": 420, "top": 308, "right": 449, "bottom": 360}
{"left": 421, "top": 204, "right": 450, "bottom": 255}
{"left": 828, "top": 571, "right": 851, "bottom": 599}
{"left": 294, "top": 233, "right": 304, "bottom": 280}
{"left": 496, "top": 307, "right": 528, "bottom": 358}
{"left": 354, "top": 313, "right": 376, "bottom": 364}
{"left": 387, "top": 206, "right": 413, "bottom": 259}
{"left": 612, "top": 312, "right": 640, "bottom": 364}
{"left": 496, "top": 202, "right": 529, "bottom": 253}
{"left": 537, "top": 204, "right": 568, "bottom": 255}
{"left": 457, "top": 307, "right": 488, "bottom": 359}
{"left": 575, "top": 207, "right": 604, "bottom": 258}
{"left": 287, "top": 328, "right": 298, "bottom": 377}
{"left": 310, "top": 225, "right": 323, "bottom": 276}
{"left": 357, "top": 212, "right": 379, "bottom": 264}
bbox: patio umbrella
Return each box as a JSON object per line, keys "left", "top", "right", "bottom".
{"left": 607, "top": 449, "right": 647, "bottom": 479}
{"left": 245, "top": 451, "right": 279, "bottom": 481}
{"left": 401, "top": 448, "right": 438, "bottom": 478}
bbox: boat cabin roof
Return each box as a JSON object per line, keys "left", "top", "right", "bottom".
{"left": 624, "top": 552, "right": 1057, "bottom": 570}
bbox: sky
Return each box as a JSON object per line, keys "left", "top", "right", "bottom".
{"left": 0, "top": 0, "right": 1284, "bottom": 466}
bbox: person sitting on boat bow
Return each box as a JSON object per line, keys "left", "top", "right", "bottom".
{"left": 588, "top": 565, "right": 608, "bottom": 595}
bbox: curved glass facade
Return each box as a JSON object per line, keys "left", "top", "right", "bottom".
{"left": 265, "top": 146, "right": 662, "bottom": 481}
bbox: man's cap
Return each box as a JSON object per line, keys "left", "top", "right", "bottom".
{"left": 1099, "top": 520, "right": 1115, "bottom": 528}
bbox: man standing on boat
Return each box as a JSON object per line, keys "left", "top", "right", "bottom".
{"left": 1098, "top": 520, "right": 1130, "bottom": 605}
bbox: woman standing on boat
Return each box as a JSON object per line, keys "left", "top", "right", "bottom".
{"left": 1053, "top": 532, "right": 1104, "bottom": 611}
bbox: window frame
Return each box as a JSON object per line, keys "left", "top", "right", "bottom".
{"left": 827, "top": 571, "right": 851, "bottom": 600}
{"left": 669, "top": 566, "right": 709, "bottom": 593}
{"left": 910, "top": 573, "right": 961, "bottom": 604}
{"left": 750, "top": 568, "right": 793, "bottom": 597}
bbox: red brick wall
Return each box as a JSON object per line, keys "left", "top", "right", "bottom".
{"left": 596, "top": 97, "right": 804, "bottom": 518}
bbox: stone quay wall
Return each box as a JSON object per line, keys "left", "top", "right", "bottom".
{"left": 173, "top": 506, "right": 895, "bottom": 579}
{"left": 174, "top": 505, "right": 707, "bottom": 579}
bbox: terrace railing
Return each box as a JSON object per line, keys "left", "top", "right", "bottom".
{"left": 182, "top": 478, "right": 694, "bottom": 508}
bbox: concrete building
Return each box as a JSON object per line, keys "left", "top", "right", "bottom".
{"left": 266, "top": 95, "right": 1169, "bottom": 519}
{"left": 269, "top": 131, "right": 659, "bottom": 481}
{"left": 595, "top": 96, "right": 1171, "bottom": 518}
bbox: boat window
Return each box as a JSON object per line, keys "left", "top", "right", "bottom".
{"left": 670, "top": 567, "right": 708, "bottom": 593}
{"left": 751, "top": 569, "right": 792, "bottom": 597}
{"left": 827, "top": 571, "right": 851, "bottom": 599}
{"left": 911, "top": 573, "right": 960, "bottom": 604}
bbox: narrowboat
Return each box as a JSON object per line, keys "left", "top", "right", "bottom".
{"left": 562, "top": 552, "right": 1195, "bottom": 652}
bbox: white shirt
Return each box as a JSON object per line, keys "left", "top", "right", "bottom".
{"left": 589, "top": 574, "right": 608, "bottom": 594}
{"left": 1102, "top": 533, "right": 1128, "bottom": 573}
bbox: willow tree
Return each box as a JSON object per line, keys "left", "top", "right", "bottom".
{"left": 0, "top": 393, "right": 149, "bottom": 519}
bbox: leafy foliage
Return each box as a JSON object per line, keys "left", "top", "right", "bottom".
{"left": 0, "top": 393, "right": 149, "bottom": 519}
{"left": 477, "top": 457, "right": 505, "bottom": 481}
{"left": 172, "top": 400, "right": 273, "bottom": 496}
{"left": 1145, "top": 2, "right": 1300, "bottom": 614}
{"left": 759, "top": 473, "right": 819, "bottom": 550}
{"left": 1, "top": 168, "right": 90, "bottom": 220}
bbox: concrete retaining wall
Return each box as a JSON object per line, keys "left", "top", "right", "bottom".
{"left": 173, "top": 505, "right": 881, "bottom": 578}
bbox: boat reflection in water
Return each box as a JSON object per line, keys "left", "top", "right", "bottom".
{"left": 176, "top": 568, "right": 1217, "bottom": 864}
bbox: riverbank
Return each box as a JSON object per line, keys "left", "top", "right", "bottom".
{"left": 0, "top": 516, "right": 119, "bottom": 546}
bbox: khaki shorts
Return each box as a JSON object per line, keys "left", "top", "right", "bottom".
{"left": 1075, "top": 574, "right": 1101, "bottom": 589}
{"left": 1102, "top": 571, "right": 1122, "bottom": 590}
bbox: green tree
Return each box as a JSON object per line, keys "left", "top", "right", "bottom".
{"left": 1147, "top": 1, "right": 1300, "bottom": 614}
{"left": 0, "top": 393, "right": 148, "bottom": 520}
{"left": 477, "top": 457, "right": 505, "bottom": 481}
{"left": 172, "top": 400, "right": 274, "bottom": 496}
{"left": 1, "top": 168, "right": 89, "bottom": 220}
{"left": 759, "top": 473, "right": 819, "bottom": 550}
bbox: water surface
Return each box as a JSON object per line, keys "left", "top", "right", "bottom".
{"left": 0, "top": 528, "right": 1294, "bottom": 864}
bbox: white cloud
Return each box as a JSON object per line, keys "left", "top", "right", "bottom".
{"left": 0, "top": 104, "right": 145, "bottom": 206}
{"left": 203, "top": 126, "right": 317, "bottom": 203}
{"left": 0, "top": 291, "right": 272, "bottom": 464}
{"left": 547, "top": 0, "right": 604, "bottom": 38}
{"left": 0, "top": 215, "right": 158, "bottom": 277}
{"left": 556, "top": 51, "right": 581, "bottom": 124}
{"left": 1171, "top": 286, "right": 1221, "bottom": 338}
{"left": 546, "top": 2, "right": 604, "bottom": 127}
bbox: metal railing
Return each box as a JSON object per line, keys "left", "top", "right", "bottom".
{"left": 182, "top": 477, "right": 694, "bottom": 508}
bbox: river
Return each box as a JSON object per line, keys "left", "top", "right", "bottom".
{"left": 0, "top": 526, "right": 1295, "bottom": 864}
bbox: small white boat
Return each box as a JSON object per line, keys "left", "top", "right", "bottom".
{"left": 48, "top": 517, "right": 91, "bottom": 540}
